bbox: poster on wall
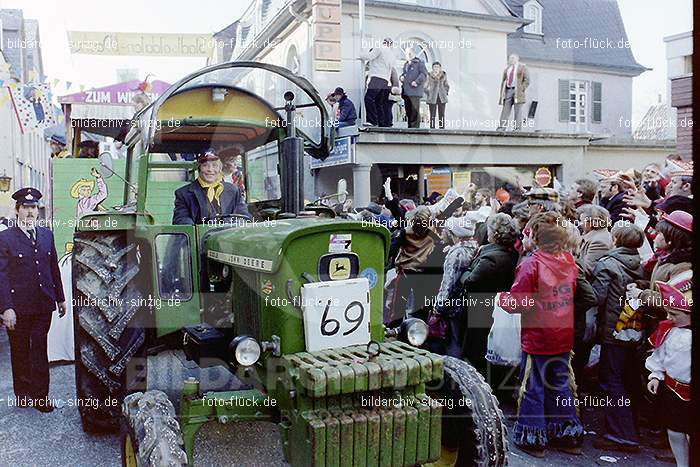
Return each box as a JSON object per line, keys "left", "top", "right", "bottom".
{"left": 424, "top": 166, "right": 452, "bottom": 195}
{"left": 8, "top": 83, "right": 57, "bottom": 133}
{"left": 452, "top": 171, "right": 471, "bottom": 193}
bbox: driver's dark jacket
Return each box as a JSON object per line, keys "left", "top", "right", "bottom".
{"left": 172, "top": 180, "right": 250, "bottom": 225}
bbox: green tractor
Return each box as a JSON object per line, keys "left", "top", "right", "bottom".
{"left": 69, "top": 62, "right": 508, "bottom": 466}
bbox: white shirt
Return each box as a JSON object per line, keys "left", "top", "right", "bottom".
{"left": 645, "top": 327, "right": 691, "bottom": 383}
{"left": 17, "top": 223, "right": 36, "bottom": 240}
{"left": 360, "top": 46, "right": 396, "bottom": 82}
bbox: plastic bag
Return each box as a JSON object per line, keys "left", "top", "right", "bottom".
{"left": 586, "top": 344, "right": 601, "bottom": 369}
{"left": 485, "top": 293, "right": 522, "bottom": 366}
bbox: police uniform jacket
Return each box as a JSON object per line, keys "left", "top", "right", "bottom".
{"left": 0, "top": 226, "right": 65, "bottom": 314}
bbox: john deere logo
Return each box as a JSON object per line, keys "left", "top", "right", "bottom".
{"left": 329, "top": 257, "right": 351, "bottom": 281}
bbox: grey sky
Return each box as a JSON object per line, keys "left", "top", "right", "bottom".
{"left": 2, "top": 0, "right": 692, "bottom": 122}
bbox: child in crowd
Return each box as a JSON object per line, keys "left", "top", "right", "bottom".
{"left": 645, "top": 270, "right": 692, "bottom": 467}
{"left": 499, "top": 212, "right": 582, "bottom": 458}
{"left": 590, "top": 223, "right": 645, "bottom": 452}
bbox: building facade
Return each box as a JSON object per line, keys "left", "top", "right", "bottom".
{"left": 214, "top": 0, "right": 671, "bottom": 205}
{"left": 664, "top": 31, "right": 692, "bottom": 160}
{"left": 0, "top": 9, "right": 50, "bottom": 219}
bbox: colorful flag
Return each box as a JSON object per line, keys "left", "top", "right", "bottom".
{"left": 7, "top": 83, "right": 57, "bottom": 133}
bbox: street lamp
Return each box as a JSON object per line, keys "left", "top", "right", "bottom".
{"left": 0, "top": 171, "right": 12, "bottom": 192}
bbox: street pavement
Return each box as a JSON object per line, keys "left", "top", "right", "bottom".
{"left": 0, "top": 330, "right": 672, "bottom": 466}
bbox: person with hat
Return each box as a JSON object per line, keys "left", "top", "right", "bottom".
{"left": 628, "top": 211, "right": 692, "bottom": 326}
{"left": 329, "top": 87, "right": 357, "bottom": 128}
{"left": 172, "top": 149, "right": 250, "bottom": 225}
{"left": 0, "top": 188, "right": 66, "bottom": 412}
{"left": 70, "top": 167, "right": 108, "bottom": 218}
{"left": 645, "top": 270, "right": 692, "bottom": 467}
{"left": 524, "top": 187, "right": 561, "bottom": 216}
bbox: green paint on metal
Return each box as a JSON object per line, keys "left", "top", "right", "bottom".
{"left": 366, "top": 411, "right": 380, "bottom": 466}
{"left": 391, "top": 407, "right": 406, "bottom": 467}
{"left": 378, "top": 410, "right": 393, "bottom": 467}
{"left": 205, "top": 218, "right": 390, "bottom": 274}
{"left": 403, "top": 406, "right": 418, "bottom": 465}
{"left": 51, "top": 158, "right": 129, "bottom": 257}
{"left": 339, "top": 411, "right": 354, "bottom": 467}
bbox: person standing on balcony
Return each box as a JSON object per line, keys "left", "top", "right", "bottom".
{"left": 400, "top": 47, "right": 428, "bottom": 128}
{"left": 359, "top": 37, "right": 395, "bottom": 127}
{"left": 498, "top": 54, "right": 530, "bottom": 131}
{"left": 425, "top": 61, "right": 449, "bottom": 129}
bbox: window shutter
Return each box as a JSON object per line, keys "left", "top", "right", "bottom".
{"left": 592, "top": 81, "right": 602, "bottom": 123}
{"left": 558, "top": 79, "right": 569, "bottom": 122}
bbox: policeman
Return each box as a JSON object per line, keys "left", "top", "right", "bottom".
{"left": 0, "top": 188, "right": 66, "bottom": 412}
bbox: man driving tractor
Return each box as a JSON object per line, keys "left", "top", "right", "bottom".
{"left": 172, "top": 149, "right": 250, "bottom": 225}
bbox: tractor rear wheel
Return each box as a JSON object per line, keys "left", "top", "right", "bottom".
{"left": 121, "top": 390, "right": 188, "bottom": 467}
{"left": 73, "top": 231, "right": 148, "bottom": 432}
{"left": 428, "top": 356, "right": 508, "bottom": 467}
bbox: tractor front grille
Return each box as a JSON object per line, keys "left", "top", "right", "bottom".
{"left": 232, "top": 269, "right": 262, "bottom": 341}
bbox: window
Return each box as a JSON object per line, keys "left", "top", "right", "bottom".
{"left": 591, "top": 81, "right": 602, "bottom": 124}
{"left": 558, "top": 79, "right": 587, "bottom": 124}
{"left": 559, "top": 79, "right": 601, "bottom": 125}
{"left": 245, "top": 140, "right": 280, "bottom": 202}
{"left": 155, "top": 234, "right": 193, "bottom": 301}
{"left": 683, "top": 55, "right": 693, "bottom": 75}
{"left": 523, "top": 0, "right": 543, "bottom": 35}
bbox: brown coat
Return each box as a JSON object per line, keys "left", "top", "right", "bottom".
{"left": 498, "top": 63, "right": 529, "bottom": 104}
{"left": 578, "top": 228, "right": 613, "bottom": 278}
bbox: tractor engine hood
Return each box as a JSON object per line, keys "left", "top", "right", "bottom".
{"left": 204, "top": 218, "right": 390, "bottom": 274}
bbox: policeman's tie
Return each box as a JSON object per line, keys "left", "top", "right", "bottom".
{"left": 29, "top": 229, "right": 36, "bottom": 245}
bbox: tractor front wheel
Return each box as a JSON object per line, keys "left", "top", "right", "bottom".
{"left": 121, "top": 390, "right": 188, "bottom": 467}
{"left": 428, "top": 356, "right": 508, "bottom": 467}
{"left": 73, "top": 231, "right": 148, "bottom": 432}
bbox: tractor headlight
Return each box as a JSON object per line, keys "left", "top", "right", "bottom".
{"left": 400, "top": 318, "right": 429, "bottom": 347}
{"left": 229, "top": 336, "right": 261, "bottom": 366}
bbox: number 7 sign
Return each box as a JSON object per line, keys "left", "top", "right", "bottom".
{"left": 300, "top": 278, "right": 371, "bottom": 352}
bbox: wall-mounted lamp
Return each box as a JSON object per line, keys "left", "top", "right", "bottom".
{"left": 0, "top": 171, "right": 12, "bottom": 192}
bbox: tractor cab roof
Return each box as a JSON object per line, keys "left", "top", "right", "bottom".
{"left": 127, "top": 61, "right": 333, "bottom": 159}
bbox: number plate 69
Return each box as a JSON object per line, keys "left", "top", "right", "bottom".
{"left": 300, "top": 278, "right": 371, "bottom": 352}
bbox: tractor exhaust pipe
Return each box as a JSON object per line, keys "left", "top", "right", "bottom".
{"left": 281, "top": 91, "right": 304, "bottom": 215}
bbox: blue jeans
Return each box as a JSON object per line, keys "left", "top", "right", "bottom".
{"left": 599, "top": 344, "right": 640, "bottom": 445}
{"left": 514, "top": 352, "right": 583, "bottom": 447}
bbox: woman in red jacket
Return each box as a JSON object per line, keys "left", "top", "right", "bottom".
{"left": 499, "top": 212, "right": 583, "bottom": 458}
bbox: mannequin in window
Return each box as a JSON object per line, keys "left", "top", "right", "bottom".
{"left": 498, "top": 54, "right": 530, "bottom": 131}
